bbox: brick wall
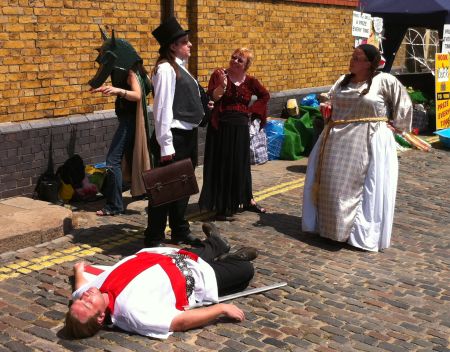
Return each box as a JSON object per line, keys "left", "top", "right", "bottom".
{"left": 1, "top": 0, "right": 356, "bottom": 198}
{"left": 0, "top": 111, "right": 119, "bottom": 199}
{"left": 1, "top": 0, "right": 355, "bottom": 123}
{"left": 194, "top": 0, "right": 355, "bottom": 93}
{"left": 0, "top": 0, "right": 163, "bottom": 123}
{"left": 0, "top": 85, "right": 330, "bottom": 199}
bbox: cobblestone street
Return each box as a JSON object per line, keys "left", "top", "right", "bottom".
{"left": 0, "top": 146, "right": 449, "bottom": 352}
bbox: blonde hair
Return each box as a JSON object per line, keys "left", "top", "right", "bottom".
{"left": 232, "top": 47, "right": 253, "bottom": 71}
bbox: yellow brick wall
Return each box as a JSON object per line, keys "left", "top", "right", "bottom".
{"left": 194, "top": 1, "right": 353, "bottom": 92}
{"left": 0, "top": 0, "right": 355, "bottom": 123}
{"left": 0, "top": 0, "right": 163, "bottom": 123}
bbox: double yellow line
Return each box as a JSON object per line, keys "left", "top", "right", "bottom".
{"left": 254, "top": 177, "right": 305, "bottom": 201}
{"left": 0, "top": 176, "right": 305, "bottom": 282}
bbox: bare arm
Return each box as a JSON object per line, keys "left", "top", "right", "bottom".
{"left": 170, "top": 303, "right": 244, "bottom": 332}
{"left": 73, "top": 262, "right": 89, "bottom": 290}
{"left": 208, "top": 69, "right": 228, "bottom": 102}
{"left": 90, "top": 70, "right": 142, "bottom": 101}
{"left": 212, "top": 69, "right": 227, "bottom": 101}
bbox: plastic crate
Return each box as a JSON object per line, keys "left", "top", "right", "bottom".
{"left": 434, "top": 128, "right": 450, "bottom": 148}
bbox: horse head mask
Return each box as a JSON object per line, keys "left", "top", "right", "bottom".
{"left": 89, "top": 27, "right": 143, "bottom": 89}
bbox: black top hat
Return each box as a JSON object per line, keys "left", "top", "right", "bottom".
{"left": 152, "top": 17, "right": 190, "bottom": 48}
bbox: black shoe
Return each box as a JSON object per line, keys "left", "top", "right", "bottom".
{"left": 171, "top": 232, "right": 202, "bottom": 246}
{"left": 217, "top": 247, "right": 259, "bottom": 261}
{"left": 202, "top": 222, "right": 231, "bottom": 253}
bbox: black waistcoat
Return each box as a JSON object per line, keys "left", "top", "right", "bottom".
{"left": 173, "top": 67, "right": 204, "bottom": 125}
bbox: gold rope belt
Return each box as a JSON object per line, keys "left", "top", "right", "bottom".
{"left": 312, "top": 117, "right": 388, "bottom": 204}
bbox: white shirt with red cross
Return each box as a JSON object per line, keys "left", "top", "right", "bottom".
{"left": 72, "top": 248, "right": 218, "bottom": 339}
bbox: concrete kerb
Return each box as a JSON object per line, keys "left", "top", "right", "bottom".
{"left": 0, "top": 197, "right": 73, "bottom": 254}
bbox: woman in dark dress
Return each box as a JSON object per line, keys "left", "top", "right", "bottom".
{"left": 199, "top": 48, "right": 270, "bottom": 221}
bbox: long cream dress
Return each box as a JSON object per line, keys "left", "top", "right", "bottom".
{"left": 302, "top": 72, "right": 412, "bottom": 251}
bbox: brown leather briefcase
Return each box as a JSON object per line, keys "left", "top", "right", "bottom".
{"left": 142, "top": 158, "right": 199, "bottom": 207}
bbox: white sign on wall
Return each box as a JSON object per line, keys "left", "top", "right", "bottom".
{"left": 442, "top": 24, "right": 450, "bottom": 53}
{"left": 352, "top": 11, "right": 372, "bottom": 38}
{"left": 373, "top": 17, "right": 383, "bottom": 36}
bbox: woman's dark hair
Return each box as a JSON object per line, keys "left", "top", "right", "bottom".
{"left": 132, "top": 62, "right": 151, "bottom": 95}
{"left": 151, "top": 43, "right": 179, "bottom": 78}
{"left": 340, "top": 44, "right": 381, "bottom": 96}
{"left": 135, "top": 62, "right": 149, "bottom": 77}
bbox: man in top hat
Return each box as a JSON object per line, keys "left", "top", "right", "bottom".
{"left": 144, "top": 17, "right": 207, "bottom": 247}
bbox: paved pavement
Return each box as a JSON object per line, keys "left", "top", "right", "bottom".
{"left": 0, "top": 143, "right": 449, "bottom": 351}
{"left": 0, "top": 197, "right": 72, "bottom": 254}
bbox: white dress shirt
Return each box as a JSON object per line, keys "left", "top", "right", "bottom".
{"left": 152, "top": 58, "right": 200, "bottom": 157}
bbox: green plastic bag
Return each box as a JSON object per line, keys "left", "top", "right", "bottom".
{"left": 407, "top": 87, "right": 428, "bottom": 104}
{"left": 280, "top": 106, "right": 321, "bottom": 160}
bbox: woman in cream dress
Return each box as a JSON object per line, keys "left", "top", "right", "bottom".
{"left": 302, "top": 44, "right": 412, "bottom": 252}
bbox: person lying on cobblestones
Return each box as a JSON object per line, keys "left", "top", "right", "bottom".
{"left": 64, "top": 223, "right": 258, "bottom": 339}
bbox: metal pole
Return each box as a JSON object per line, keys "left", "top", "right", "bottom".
{"left": 185, "top": 282, "right": 287, "bottom": 310}
{"left": 218, "top": 282, "right": 287, "bottom": 303}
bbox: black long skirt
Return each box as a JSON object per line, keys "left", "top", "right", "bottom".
{"left": 199, "top": 111, "right": 253, "bottom": 216}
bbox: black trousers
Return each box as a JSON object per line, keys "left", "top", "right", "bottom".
{"left": 186, "top": 235, "right": 255, "bottom": 296}
{"left": 145, "top": 128, "right": 198, "bottom": 241}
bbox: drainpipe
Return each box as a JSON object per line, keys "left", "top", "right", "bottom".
{"left": 187, "top": 0, "right": 198, "bottom": 77}
{"left": 161, "top": 1, "right": 174, "bottom": 21}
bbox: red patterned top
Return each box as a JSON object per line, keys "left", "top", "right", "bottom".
{"left": 207, "top": 69, "right": 270, "bottom": 129}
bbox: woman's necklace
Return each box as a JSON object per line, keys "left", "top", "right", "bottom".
{"left": 228, "top": 73, "right": 246, "bottom": 86}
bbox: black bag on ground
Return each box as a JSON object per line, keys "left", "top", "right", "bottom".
{"left": 34, "top": 133, "right": 60, "bottom": 203}
{"left": 57, "top": 154, "right": 85, "bottom": 189}
{"left": 34, "top": 173, "right": 60, "bottom": 203}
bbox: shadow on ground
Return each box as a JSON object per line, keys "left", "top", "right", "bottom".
{"left": 69, "top": 194, "right": 143, "bottom": 214}
{"left": 254, "top": 212, "right": 351, "bottom": 252}
{"left": 286, "top": 164, "right": 307, "bottom": 173}
{"left": 71, "top": 223, "right": 146, "bottom": 258}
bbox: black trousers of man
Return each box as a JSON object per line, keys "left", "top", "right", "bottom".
{"left": 145, "top": 128, "right": 198, "bottom": 245}
{"left": 186, "top": 234, "right": 254, "bottom": 296}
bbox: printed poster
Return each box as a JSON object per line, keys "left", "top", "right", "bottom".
{"left": 352, "top": 11, "right": 372, "bottom": 38}
{"left": 435, "top": 53, "right": 450, "bottom": 129}
{"left": 442, "top": 25, "right": 450, "bottom": 53}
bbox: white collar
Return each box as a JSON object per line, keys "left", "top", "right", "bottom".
{"left": 176, "top": 57, "right": 186, "bottom": 66}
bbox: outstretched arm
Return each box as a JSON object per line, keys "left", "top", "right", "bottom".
{"left": 90, "top": 70, "right": 142, "bottom": 101}
{"left": 73, "top": 262, "right": 89, "bottom": 290}
{"left": 170, "top": 303, "right": 244, "bottom": 332}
